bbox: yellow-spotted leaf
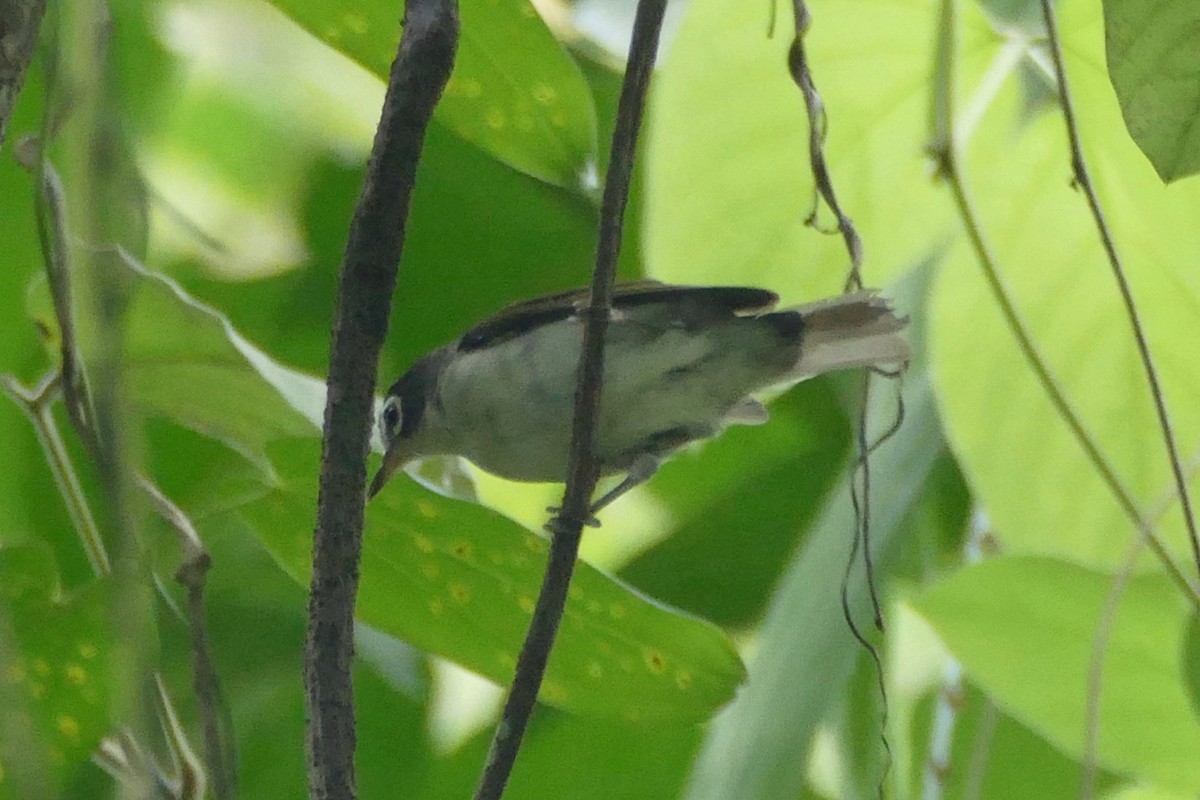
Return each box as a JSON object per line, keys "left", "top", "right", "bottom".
{"left": 0, "top": 546, "right": 111, "bottom": 800}
{"left": 243, "top": 437, "right": 746, "bottom": 721}
{"left": 266, "top": 0, "right": 596, "bottom": 188}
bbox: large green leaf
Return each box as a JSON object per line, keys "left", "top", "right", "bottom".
{"left": 645, "top": 0, "right": 954, "bottom": 301}
{"left": 931, "top": 0, "right": 1200, "bottom": 570}
{"left": 103, "top": 259, "right": 743, "bottom": 721}
{"left": 264, "top": 0, "right": 596, "bottom": 188}
{"left": 0, "top": 546, "right": 112, "bottom": 800}
{"left": 241, "top": 437, "right": 745, "bottom": 721}
{"left": 913, "top": 556, "right": 1200, "bottom": 792}
{"left": 618, "top": 377, "right": 850, "bottom": 628}
{"left": 1103, "top": 0, "right": 1200, "bottom": 182}
{"left": 414, "top": 711, "right": 701, "bottom": 800}
{"left": 683, "top": 371, "right": 946, "bottom": 799}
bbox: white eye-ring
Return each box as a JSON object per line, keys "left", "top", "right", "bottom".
{"left": 381, "top": 396, "right": 403, "bottom": 440}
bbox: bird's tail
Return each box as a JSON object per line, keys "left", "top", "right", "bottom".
{"left": 781, "top": 291, "right": 910, "bottom": 380}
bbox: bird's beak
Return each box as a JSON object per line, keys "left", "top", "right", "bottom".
{"left": 368, "top": 441, "right": 414, "bottom": 500}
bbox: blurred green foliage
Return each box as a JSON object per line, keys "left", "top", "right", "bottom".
{"left": 1, "top": 0, "right": 1198, "bottom": 797}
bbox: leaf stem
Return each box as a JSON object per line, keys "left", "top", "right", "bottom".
{"left": 0, "top": 369, "right": 110, "bottom": 575}
{"left": 1036, "top": 0, "right": 1200, "bottom": 582}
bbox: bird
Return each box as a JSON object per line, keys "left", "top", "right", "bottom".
{"left": 369, "top": 281, "right": 909, "bottom": 516}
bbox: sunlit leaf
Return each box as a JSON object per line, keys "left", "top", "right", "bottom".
{"left": 265, "top": 0, "right": 597, "bottom": 188}
{"left": 645, "top": 0, "right": 954, "bottom": 301}
{"left": 913, "top": 556, "right": 1200, "bottom": 792}
{"left": 930, "top": 0, "right": 1200, "bottom": 570}
{"left": 1103, "top": 0, "right": 1200, "bottom": 182}
{"left": 242, "top": 437, "right": 745, "bottom": 721}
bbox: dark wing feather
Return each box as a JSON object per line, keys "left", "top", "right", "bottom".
{"left": 457, "top": 282, "right": 780, "bottom": 351}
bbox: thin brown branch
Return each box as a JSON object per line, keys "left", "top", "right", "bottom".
{"left": 471, "top": 2, "right": 667, "bottom": 798}
{"left": 1037, "top": 0, "right": 1200, "bottom": 581}
{"left": 787, "top": 0, "right": 863, "bottom": 291}
{"left": 139, "top": 476, "right": 234, "bottom": 800}
{"left": 928, "top": 0, "right": 1200, "bottom": 609}
{"left": 304, "top": 2, "right": 458, "bottom": 798}
{"left": 788, "top": 5, "right": 890, "bottom": 794}
{"left": 0, "top": 0, "right": 49, "bottom": 150}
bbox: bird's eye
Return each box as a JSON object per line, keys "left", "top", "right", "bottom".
{"left": 381, "top": 397, "right": 403, "bottom": 438}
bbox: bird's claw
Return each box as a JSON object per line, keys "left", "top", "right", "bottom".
{"left": 544, "top": 506, "right": 601, "bottom": 531}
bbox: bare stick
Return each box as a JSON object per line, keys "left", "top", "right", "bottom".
{"left": 788, "top": 0, "right": 863, "bottom": 291}
{"left": 140, "top": 477, "right": 235, "bottom": 800}
{"left": 471, "top": 3, "right": 667, "bottom": 798}
{"left": 928, "top": 0, "right": 1199, "bottom": 608}
{"left": 304, "top": 2, "right": 458, "bottom": 798}
{"left": 1037, "top": 0, "right": 1200, "bottom": 581}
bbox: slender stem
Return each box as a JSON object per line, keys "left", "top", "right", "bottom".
{"left": 471, "top": 3, "right": 667, "bottom": 798}
{"left": 788, "top": 0, "right": 864, "bottom": 291}
{"left": 928, "top": 0, "right": 1199, "bottom": 608}
{"left": 1037, "top": 0, "right": 1200, "bottom": 581}
{"left": 0, "top": 370, "right": 110, "bottom": 575}
{"left": 923, "top": 508, "right": 991, "bottom": 800}
{"left": 140, "top": 477, "right": 235, "bottom": 800}
{"left": 1079, "top": 536, "right": 1144, "bottom": 800}
{"left": 304, "top": 2, "right": 458, "bottom": 797}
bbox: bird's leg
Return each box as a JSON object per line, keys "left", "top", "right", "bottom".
{"left": 588, "top": 454, "right": 660, "bottom": 515}
{"left": 544, "top": 454, "right": 661, "bottom": 530}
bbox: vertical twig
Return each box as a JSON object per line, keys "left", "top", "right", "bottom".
{"left": 1037, "top": 0, "right": 1200, "bottom": 581}
{"left": 788, "top": 0, "right": 863, "bottom": 290}
{"left": 787, "top": 4, "right": 891, "bottom": 795}
{"left": 927, "top": 0, "right": 1200, "bottom": 608}
{"left": 471, "top": 2, "right": 667, "bottom": 798}
{"left": 304, "top": 1, "right": 458, "bottom": 798}
{"left": 140, "top": 477, "right": 235, "bottom": 800}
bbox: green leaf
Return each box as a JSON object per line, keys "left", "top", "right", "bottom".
{"left": 683, "top": 372, "right": 947, "bottom": 800}
{"left": 0, "top": 546, "right": 112, "bottom": 799}
{"left": 619, "top": 377, "right": 850, "bottom": 628}
{"left": 913, "top": 556, "right": 1200, "bottom": 792}
{"left": 414, "top": 711, "right": 701, "bottom": 800}
{"left": 264, "top": 0, "right": 597, "bottom": 188}
{"left": 930, "top": 0, "right": 1200, "bottom": 570}
{"left": 1103, "top": 0, "right": 1200, "bottom": 182}
{"left": 242, "top": 437, "right": 745, "bottom": 721}
{"left": 645, "top": 0, "right": 952, "bottom": 300}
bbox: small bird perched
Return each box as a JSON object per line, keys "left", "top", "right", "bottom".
{"left": 369, "top": 282, "right": 909, "bottom": 515}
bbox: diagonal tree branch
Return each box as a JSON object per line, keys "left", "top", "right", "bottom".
{"left": 304, "top": 1, "right": 458, "bottom": 798}
{"left": 471, "top": 2, "right": 667, "bottom": 798}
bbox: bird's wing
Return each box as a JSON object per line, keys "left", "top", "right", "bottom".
{"left": 458, "top": 282, "right": 779, "bottom": 352}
